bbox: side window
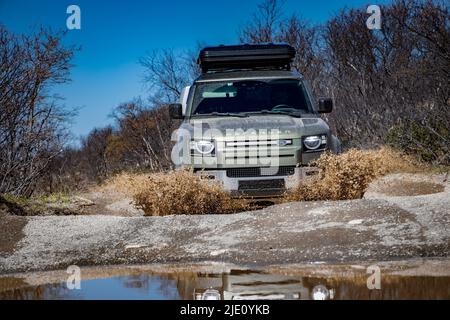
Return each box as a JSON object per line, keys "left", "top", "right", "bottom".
{"left": 269, "top": 79, "right": 310, "bottom": 111}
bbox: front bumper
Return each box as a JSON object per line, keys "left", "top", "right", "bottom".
{"left": 197, "top": 167, "right": 318, "bottom": 198}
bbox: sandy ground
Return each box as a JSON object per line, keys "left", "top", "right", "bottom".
{"left": 0, "top": 173, "right": 449, "bottom": 274}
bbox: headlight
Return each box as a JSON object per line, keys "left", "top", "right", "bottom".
{"left": 303, "top": 135, "right": 327, "bottom": 150}
{"left": 312, "top": 285, "right": 330, "bottom": 300}
{"left": 191, "top": 140, "right": 215, "bottom": 155}
{"left": 201, "top": 289, "right": 221, "bottom": 300}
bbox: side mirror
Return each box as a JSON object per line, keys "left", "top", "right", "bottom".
{"left": 318, "top": 98, "right": 333, "bottom": 113}
{"left": 169, "top": 103, "right": 183, "bottom": 119}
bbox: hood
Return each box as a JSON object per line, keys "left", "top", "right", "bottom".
{"left": 191, "top": 115, "right": 298, "bottom": 134}
{"left": 182, "top": 115, "right": 330, "bottom": 139}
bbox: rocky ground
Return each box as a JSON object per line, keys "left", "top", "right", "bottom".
{"left": 0, "top": 173, "right": 449, "bottom": 274}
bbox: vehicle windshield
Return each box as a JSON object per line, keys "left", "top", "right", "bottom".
{"left": 190, "top": 79, "right": 312, "bottom": 116}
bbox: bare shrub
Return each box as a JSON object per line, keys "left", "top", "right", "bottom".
{"left": 103, "top": 170, "right": 248, "bottom": 216}
{"left": 135, "top": 170, "right": 250, "bottom": 216}
{"left": 99, "top": 149, "right": 420, "bottom": 214}
{"left": 386, "top": 110, "right": 450, "bottom": 165}
{"left": 287, "top": 148, "right": 420, "bottom": 201}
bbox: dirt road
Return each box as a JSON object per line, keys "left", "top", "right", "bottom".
{"left": 0, "top": 173, "right": 449, "bottom": 273}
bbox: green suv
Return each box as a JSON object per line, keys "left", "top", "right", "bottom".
{"left": 170, "top": 44, "right": 341, "bottom": 197}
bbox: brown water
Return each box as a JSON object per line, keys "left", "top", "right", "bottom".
{"left": 1, "top": 269, "right": 449, "bottom": 300}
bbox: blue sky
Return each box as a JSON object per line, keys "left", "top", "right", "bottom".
{"left": 0, "top": 0, "right": 390, "bottom": 141}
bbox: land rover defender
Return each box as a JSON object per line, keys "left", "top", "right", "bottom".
{"left": 170, "top": 44, "right": 341, "bottom": 197}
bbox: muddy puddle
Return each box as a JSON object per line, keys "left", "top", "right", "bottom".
{"left": 1, "top": 265, "right": 450, "bottom": 300}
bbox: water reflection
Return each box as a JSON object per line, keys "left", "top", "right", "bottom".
{"left": 0, "top": 271, "right": 449, "bottom": 300}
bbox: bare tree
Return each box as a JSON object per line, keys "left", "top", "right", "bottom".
{"left": 111, "top": 100, "right": 178, "bottom": 171}
{"left": 238, "top": 1, "right": 325, "bottom": 94}
{"left": 80, "top": 127, "right": 114, "bottom": 180}
{"left": 0, "top": 26, "right": 77, "bottom": 196}
{"left": 320, "top": 0, "right": 450, "bottom": 164}
{"left": 276, "top": 16, "right": 325, "bottom": 93}
{"left": 238, "top": 0, "right": 449, "bottom": 164}
{"left": 140, "top": 49, "right": 197, "bottom": 106}
{"left": 239, "top": 0, "right": 285, "bottom": 43}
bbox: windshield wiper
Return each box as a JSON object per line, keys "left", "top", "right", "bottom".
{"left": 193, "top": 112, "right": 249, "bottom": 118}
{"left": 249, "top": 109, "right": 302, "bottom": 118}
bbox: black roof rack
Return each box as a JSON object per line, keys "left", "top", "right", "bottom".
{"left": 198, "top": 44, "right": 296, "bottom": 74}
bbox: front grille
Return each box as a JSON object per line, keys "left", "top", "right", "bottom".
{"left": 223, "top": 139, "right": 295, "bottom": 160}
{"left": 238, "top": 179, "right": 285, "bottom": 191}
{"left": 226, "top": 166, "right": 295, "bottom": 178}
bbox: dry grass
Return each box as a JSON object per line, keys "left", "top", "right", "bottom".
{"left": 98, "top": 173, "right": 152, "bottom": 197}
{"left": 286, "top": 147, "right": 421, "bottom": 201}
{"left": 101, "top": 170, "right": 248, "bottom": 216}
{"left": 99, "top": 147, "right": 422, "bottom": 215}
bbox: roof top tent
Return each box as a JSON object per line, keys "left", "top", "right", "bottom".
{"left": 198, "top": 44, "right": 296, "bottom": 74}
